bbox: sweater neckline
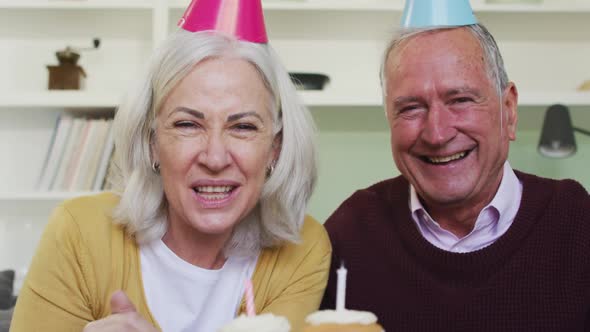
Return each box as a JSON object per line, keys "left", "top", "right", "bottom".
{"left": 381, "top": 171, "right": 554, "bottom": 281}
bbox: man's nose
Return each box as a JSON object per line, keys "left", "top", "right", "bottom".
{"left": 420, "top": 103, "right": 457, "bottom": 147}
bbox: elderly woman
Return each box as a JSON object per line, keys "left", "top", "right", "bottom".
{"left": 10, "top": 1, "right": 330, "bottom": 331}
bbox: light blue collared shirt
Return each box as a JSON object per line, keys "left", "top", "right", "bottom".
{"left": 410, "top": 162, "right": 523, "bottom": 253}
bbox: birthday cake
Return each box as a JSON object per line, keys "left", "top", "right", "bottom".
{"left": 218, "top": 313, "right": 291, "bottom": 332}
{"left": 302, "top": 309, "right": 384, "bottom": 332}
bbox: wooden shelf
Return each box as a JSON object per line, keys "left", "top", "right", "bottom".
{"left": 1, "top": 90, "right": 589, "bottom": 109}
{"left": 166, "top": 0, "right": 590, "bottom": 13}
{"left": 0, "top": 191, "right": 103, "bottom": 201}
{"left": 473, "top": 3, "right": 590, "bottom": 13}
{"left": 304, "top": 90, "right": 590, "bottom": 108}
{"left": 168, "top": 0, "right": 403, "bottom": 11}
{"left": 0, "top": 1, "right": 153, "bottom": 9}
{"left": 517, "top": 91, "right": 590, "bottom": 107}
{"left": 0, "top": 91, "right": 121, "bottom": 108}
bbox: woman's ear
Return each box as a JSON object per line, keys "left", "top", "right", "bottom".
{"left": 271, "top": 130, "right": 283, "bottom": 162}
{"left": 149, "top": 128, "right": 159, "bottom": 166}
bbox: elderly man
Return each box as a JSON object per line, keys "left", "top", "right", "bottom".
{"left": 321, "top": 1, "right": 590, "bottom": 331}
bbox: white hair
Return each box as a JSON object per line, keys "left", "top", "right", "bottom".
{"left": 109, "top": 30, "right": 317, "bottom": 257}
{"left": 380, "top": 24, "right": 509, "bottom": 98}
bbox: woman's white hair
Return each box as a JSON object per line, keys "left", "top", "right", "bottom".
{"left": 380, "top": 23, "right": 509, "bottom": 98}
{"left": 109, "top": 29, "right": 317, "bottom": 257}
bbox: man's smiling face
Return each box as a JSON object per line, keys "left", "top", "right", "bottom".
{"left": 384, "top": 27, "right": 517, "bottom": 210}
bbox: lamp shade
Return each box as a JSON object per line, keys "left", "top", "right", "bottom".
{"left": 401, "top": 0, "right": 478, "bottom": 29}
{"left": 538, "top": 104, "right": 577, "bottom": 158}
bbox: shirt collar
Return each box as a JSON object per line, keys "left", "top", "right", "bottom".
{"left": 410, "top": 161, "right": 521, "bottom": 233}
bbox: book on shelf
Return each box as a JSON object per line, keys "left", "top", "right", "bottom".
{"left": 64, "top": 119, "right": 94, "bottom": 190}
{"left": 92, "top": 122, "right": 115, "bottom": 191}
{"left": 79, "top": 120, "right": 111, "bottom": 191}
{"left": 70, "top": 119, "right": 108, "bottom": 191}
{"left": 36, "top": 114, "right": 74, "bottom": 191}
{"left": 37, "top": 116, "right": 115, "bottom": 193}
{"left": 52, "top": 118, "right": 88, "bottom": 191}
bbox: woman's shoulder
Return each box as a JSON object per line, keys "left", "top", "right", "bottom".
{"left": 259, "top": 215, "right": 331, "bottom": 268}
{"left": 48, "top": 192, "right": 128, "bottom": 248}
{"left": 298, "top": 215, "right": 330, "bottom": 250}
{"left": 250, "top": 215, "right": 331, "bottom": 319}
{"left": 60, "top": 191, "right": 120, "bottom": 216}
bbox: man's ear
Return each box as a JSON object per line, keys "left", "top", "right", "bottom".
{"left": 503, "top": 82, "right": 519, "bottom": 141}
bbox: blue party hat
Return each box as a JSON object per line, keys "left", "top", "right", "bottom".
{"left": 401, "top": 0, "right": 478, "bottom": 28}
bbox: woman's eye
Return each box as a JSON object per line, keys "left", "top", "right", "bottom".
{"left": 233, "top": 123, "right": 258, "bottom": 131}
{"left": 175, "top": 121, "right": 196, "bottom": 128}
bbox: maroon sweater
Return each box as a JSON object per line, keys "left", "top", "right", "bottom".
{"left": 321, "top": 171, "right": 590, "bottom": 331}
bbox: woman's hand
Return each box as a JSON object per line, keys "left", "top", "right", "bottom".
{"left": 83, "top": 290, "right": 158, "bottom": 332}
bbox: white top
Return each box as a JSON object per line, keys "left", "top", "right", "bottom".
{"left": 218, "top": 313, "right": 291, "bottom": 332}
{"left": 140, "top": 240, "right": 258, "bottom": 332}
{"left": 410, "top": 162, "right": 523, "bottom": 253}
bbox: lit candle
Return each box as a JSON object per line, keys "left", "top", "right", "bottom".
{"left": 336, "top": 262, "right": 347, "bottom": 311}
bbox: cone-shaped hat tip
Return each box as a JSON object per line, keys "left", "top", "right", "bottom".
{"left": 178, "top": 0, "right": 268, "bottom": 43}
{"left": 401, "top": 0, "right": 478, "bottom": 29}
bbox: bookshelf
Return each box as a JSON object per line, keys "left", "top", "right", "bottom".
{"left": 0, "top": 91, "right": 121, "bottom": 108}
{"left": 0, "top": 0, "right": 589, "bottom": 282}
{"left": 0, "top": 1, "right": 154, "bottom": 9}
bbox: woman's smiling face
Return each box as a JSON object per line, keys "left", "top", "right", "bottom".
{"left": 153, "top": 57, "right": 278, "bottom": 241}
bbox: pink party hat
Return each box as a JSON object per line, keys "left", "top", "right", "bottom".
{"left": 178, "top": 0, "right": 268, "bottom": 43}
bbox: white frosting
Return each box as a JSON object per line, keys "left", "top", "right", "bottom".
{"left": 218, "top": 313, "right": 291, "bottom": 332}
{"left": 305, "top": 310, "right": 378, "bottom": 326}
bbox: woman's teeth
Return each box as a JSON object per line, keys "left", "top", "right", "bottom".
{"left": 196, "top": 186, "right": 233, "bottom": 193}
{"left": 193, "top": 186, "right": 234, "bottom": 200}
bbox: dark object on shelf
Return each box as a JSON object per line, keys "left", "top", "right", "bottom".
{"left": 0, "top": 270, "right": 16, "bottom": 332}
{"left": 538, "top": 104, "right": 590, "bottom": 158}
{"left": 47, "top": 38, "right": 101, "bottom": 90}
{"left": 289, "top": 72, "right": 330, "bottom": 90}
{"left": 47, "top": 48, "right": 86, "bottom": 90}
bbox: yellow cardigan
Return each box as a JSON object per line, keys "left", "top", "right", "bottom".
{"left": 11, "top": 193, "right": 331, "bottom": 332}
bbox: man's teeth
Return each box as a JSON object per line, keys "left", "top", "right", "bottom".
{"left": 428, "top": 152, "right": 466, "bottom": 164}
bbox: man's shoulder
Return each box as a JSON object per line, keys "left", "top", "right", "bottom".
{"left": 344, "top": 175, "right": 408, "bottom": 205}
{"left": 516, "top": 170, "right": 590, "bottom": 225}
{"left": 515, "top": 170, "right": 588, "bottom": 201}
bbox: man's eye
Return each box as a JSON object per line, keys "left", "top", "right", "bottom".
{"left": 453, "top": 97, "right": 474, "bottom": 104}
{"left": 399, "top": 105, "right": 420, "bottom": 113}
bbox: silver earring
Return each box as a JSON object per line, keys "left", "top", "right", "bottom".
{"left": 152, "top": 162, "right": 160, "bottom": 174}
{"left": 266, "top": 163, "right": 275, "bottom": 177}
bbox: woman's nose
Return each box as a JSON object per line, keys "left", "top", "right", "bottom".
{"left": 196, "top": 134, "right": 232, "bottom": 172}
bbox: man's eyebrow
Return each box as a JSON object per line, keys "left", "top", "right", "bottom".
{"left": 393, "top": 96, "right": 422, "bottom": 108}
{"left": 169, "top": 107, "right": 204, "bottom": 119}
{"left": 227, "top": 111, "right": 263, "bottom": 122}
{"left": 445, "top": 87, "right": 482, "bottom": 98}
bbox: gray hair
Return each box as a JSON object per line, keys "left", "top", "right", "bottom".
{"left": 380, "top": 24, "right": 509, "bottom": 98}
{"left": 109, "top": 30, "right": 317, "bottom": 257}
